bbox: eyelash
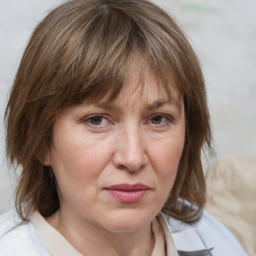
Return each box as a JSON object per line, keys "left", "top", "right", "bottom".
{"left": 83, "top": 114, "right": 111, "bottom": 128}
{"left": 82, "top": 113, "right": 174, "bottom": 128}
{"left": 147, "top": 114, "right": 174, "bottom": 127}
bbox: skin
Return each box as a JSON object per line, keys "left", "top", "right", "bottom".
{"left": 45, "top": 68, "right": 185, "bottom": 256}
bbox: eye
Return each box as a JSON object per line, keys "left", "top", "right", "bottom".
{"left": 151, "top": 115, "right": 164, "bottom": 124}
{"left": 89, "top": 116, "right": 104, "bottom": 125}
{"left": 148, "top": 114, "right": 173, "bottom": 126}
{"left": 83, "top": 114, "right": 110, "bottom": 127}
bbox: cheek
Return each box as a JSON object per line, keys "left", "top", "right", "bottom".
{"left": 150, "top": 138, "right": 184, "bottom": 173}
{"left": 149, "top": 136, "right": 185, "bottom": 196}
{"left": 50, "top": 141, "right": 112, "bottom": 203}
{"left": 51, "top": 136, "right": 113, "bottom": 183}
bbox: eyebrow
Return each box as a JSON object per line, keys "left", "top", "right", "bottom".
{"left": 93, "top": 100, "right": 174, "bottom": 112}
{"left": 145, "top": 100, "right": 172, "bottom": 111}
{"left": 93, "top": 103, "right": 118, "bottom": 111}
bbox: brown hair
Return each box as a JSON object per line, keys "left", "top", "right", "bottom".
{"left": 5, "top": 0, "right": 212, "bottom": 223}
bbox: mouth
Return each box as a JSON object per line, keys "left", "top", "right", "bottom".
{"left": 104, "top": 183, "right": 150, "bottom": 203}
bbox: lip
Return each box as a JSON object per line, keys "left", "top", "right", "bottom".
{"left": 104, "top": 183, "right": 150, "bottom": 203}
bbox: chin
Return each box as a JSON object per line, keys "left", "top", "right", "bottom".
{"left": 102, "top": 209, "right": 154, "bottom": 233}
{"left": 107, "top": 222, "right": 148, "bottom": 234}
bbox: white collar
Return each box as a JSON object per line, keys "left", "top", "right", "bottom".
{"left": 159, "top": 213, "right": 214, "bottom": 255}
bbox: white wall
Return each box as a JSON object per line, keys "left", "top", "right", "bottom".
{"left": 0, "top": 0, "right": 65, "bottom": 213}
{"left": 1, "top": 0, "right": 255, "bottom": 213}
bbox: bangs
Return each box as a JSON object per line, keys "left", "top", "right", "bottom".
{"left": 41, "top": 1, "right": 184, "bottom": 109}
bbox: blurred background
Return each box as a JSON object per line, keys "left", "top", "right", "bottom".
{"left": 0, "top": 0, "right": 256, "bottom": 213}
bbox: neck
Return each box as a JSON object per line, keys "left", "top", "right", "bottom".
{"left": 47, "top": 209, "right": 155, "bottom": 256}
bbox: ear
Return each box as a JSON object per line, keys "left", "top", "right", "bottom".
{"left": 43, "top": 150, "right": 52, "bottom": 166}
{"left": 37, "top": 146, "right": 52, "bottom": 166}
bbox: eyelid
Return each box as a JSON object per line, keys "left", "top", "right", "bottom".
{"left": 149, "top": 113, "right": 174, "bottom": 120}
{"left": 82, "top": 113, "right": 112, "bottom": 127}
{"left": 147, "top": 113, "right": 174, "bottom": 125}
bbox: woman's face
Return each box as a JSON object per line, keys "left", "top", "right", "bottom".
{"left": 44, "top": 68, "right": 185, "bottom": 234}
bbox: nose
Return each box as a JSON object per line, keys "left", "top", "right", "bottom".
{"left": 112, "top": 125, "right": 147, "bottom": 172}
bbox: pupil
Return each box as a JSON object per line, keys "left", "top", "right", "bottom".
{"left": 152, "top": 115, "right": 162, "bottom": 124}
{"left": 91, "top": 116, "right": 102, "bottom": 125}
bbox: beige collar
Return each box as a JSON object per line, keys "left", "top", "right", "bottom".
{"left": 31, "top": 211, "right": 82, "bottom": 256}
{"left": 157, "top": 214, "right": 179, "bottom": 256}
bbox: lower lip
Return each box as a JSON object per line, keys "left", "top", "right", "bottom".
{"left": 105, "top": 190, "right": 148, "bottom": 203}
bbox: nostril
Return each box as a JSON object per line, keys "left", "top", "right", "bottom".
{"left": 122, "top": 154, "right": 147, "bottom": 172}
{"left": 113, "top": 150, "right": 147, "bottom": 172}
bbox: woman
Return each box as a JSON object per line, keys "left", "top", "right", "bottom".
{"left": 0, "top": 0, "right": 247, "bottom": 255}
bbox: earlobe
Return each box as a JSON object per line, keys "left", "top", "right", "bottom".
{"left": 37, "top": 147, "right": 51, "bottom": 166}
{"left": 43, "top": 152, "right": 51, "bottom": 166}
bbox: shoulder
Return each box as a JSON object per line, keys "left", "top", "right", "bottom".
{"left": 0, "top": 209, "right": 49, "bottom": 256}
{"left": 162, "top": 210, "right": 248, "bottom": 256}
{"left": 193, "top": 211, "right": 247, "bottom": 255}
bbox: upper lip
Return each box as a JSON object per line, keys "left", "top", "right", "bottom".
{"left": 104, "top": 183, "right": 150, "bottom": 191}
